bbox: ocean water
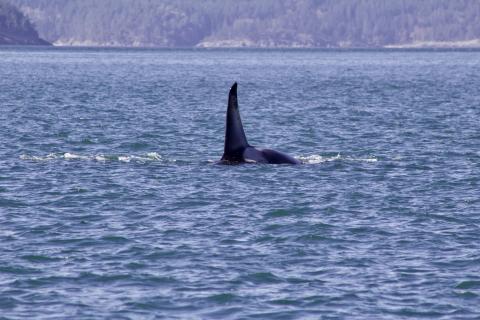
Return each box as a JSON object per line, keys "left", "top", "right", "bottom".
{"left": 1, "top": 47, "right": 480, "bottom": 319}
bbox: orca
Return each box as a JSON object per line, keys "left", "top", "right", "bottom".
{"left": 220, "top": 82, "right": 301, "bottom": 164}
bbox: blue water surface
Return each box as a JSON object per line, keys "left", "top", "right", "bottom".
{"left": 1, "top": 47, "right": 480, "bottom": 319}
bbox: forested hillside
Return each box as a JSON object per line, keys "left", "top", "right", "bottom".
{"left": 0, "top": 0, "right": 49, "bottom": 45}
{"left": 9, "top": 0, "right": 480, "bottom": 47}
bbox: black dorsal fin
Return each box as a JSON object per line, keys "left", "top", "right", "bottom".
{"left": 222, "top": 82, "right": 249, "bottom": 161}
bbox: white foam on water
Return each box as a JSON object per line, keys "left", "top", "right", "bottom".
{"left": 146, "top": 152, "right": 162, "bottom": 160}
{"left": 298, "top": 154, "right": 378, "bottom": 164}
{"left": 350, "top": 157, "right": 378, "bottom": 162}
{"left": 64, "top": 153, "right": 89, "bottom": 160}
{"left": 94, "top": 155, "right": 107, "bottom": 162}
{"left": 118, "top": 156, "right": 131, "bottom": 162}
{"left": 19, "top": 152, "right": 168, "bottom": 163}
{"left": 20, "top": 153, "right": 58, "bottom": 161}
{"left": 298, "top": 154, "right": 341, "bottom": 164}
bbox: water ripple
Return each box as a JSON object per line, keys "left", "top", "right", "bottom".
{"left": 1, "top": 47, "right": 480, "bottom": 319}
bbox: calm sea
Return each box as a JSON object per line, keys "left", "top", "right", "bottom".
{"left": 1, "top": 47, "right": 479, "bottom": 319}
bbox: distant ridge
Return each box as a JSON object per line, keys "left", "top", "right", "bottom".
{"left": 0, "top": 1, "right": 50, "bottom": 45}
{"left": 8, "top": 0, "right": 480, "bottom": 48}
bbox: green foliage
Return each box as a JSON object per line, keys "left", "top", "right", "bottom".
{"left": 8, "top": 0, "right": 480, "bottom": 47}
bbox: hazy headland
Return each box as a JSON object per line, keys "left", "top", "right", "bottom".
{"left": 0, "top": 1, "right": 49, "bottom": 45}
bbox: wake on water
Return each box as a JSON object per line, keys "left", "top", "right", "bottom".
{"left": 20, "top": 152, "right": 378, "bottom": 165}
{"left": 20, "top": 152, "right": 165, "bottom": 163}
{"left": 297, "top": 154, "right": 378, "bottom": 164}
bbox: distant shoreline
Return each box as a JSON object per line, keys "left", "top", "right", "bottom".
{"left": 44, "top": 38, "right": 480, "bottom": 49}
{"left": 4, "top": 45, "right": 480, "bottom": 51}
{"left": 385, "top": 39, "right": 480, "bottom": 49}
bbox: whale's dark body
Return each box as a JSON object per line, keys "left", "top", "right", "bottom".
{"left": 221, "top": 83, "right": 300, "bottom": 165}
